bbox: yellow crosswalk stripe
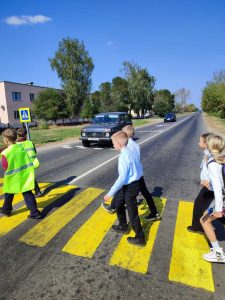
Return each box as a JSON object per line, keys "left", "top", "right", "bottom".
{"left": 109, "top": 198, "right": 166, "bottom": 274}
{"left": 0, "top": 182, "right": 52, "bottom": 206}
{"left": 0, "top": 185, "right": 75, "bottom": 236}
{"left": 62, "top": 206, "right": 117, "bottom": 258}
{"left": 168, "top": 201, "right": 215, "bottom": 292}
{"left": 19, "top": 187, "right": 104, "bottom": 247}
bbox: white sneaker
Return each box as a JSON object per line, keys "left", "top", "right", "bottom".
{"left": 203, "top": 248, "right": 225, "bottom": 263}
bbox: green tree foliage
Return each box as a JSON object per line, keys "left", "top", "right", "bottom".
{"left": 80, "top": 99, "right": 96, "bottom": 119}
{"left": 154, "top": 98, "right": 170, "bottom": 117}
{"left": 123, "top": 61, "right": 155, "bottom": 116}
{"left": 99, "top": 82, "right": 113, "bottom": 111}
{"left": 33, "top": 89, "right": 68, "bottom": 123}
{"left": 202, "top": 83, "right": 225, "bottom": 118}
{"left": 184, "top": 104, "right": 199, "bottom": 112}
{"left": 111, "top": 77, "right": 129, "bottom": 111}
{"left": 154, "top": 89, "right": 175, "bottom": 115}
{"left": 49, "top": 37, "right": 94, "bottom": 118}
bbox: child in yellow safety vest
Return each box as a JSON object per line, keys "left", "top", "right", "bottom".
{"left": 0, "top": 129, "right": 42, "bottom": 219}
{"left": 16, "top": 128, "right": 43, "bottom": 197}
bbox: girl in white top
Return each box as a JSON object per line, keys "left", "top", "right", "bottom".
{"left": 200, "top": 135, "right": 225, "bottom": 263}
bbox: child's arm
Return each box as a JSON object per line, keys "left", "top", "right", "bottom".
{"left": 208, "top": 162, "right": 223, "bottom": 212}
{"left": 105, "top": 155, "right": 129, "bottom": 198}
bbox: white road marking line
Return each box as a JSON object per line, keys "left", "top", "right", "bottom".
{"left": 61, "top": 145, "right": 74, "bottom": 149}
{"left": 69, "top": 114, "right": 196, "bottom": 184}
{"left": 75, "top": 146, "right": 87, "bottom": 149}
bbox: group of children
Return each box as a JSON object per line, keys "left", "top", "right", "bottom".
{"left": 187, "top": 133, "right": 225, "bottom": 263}
{"left": 0, "top": 125, "right": 225, "bottom": 262}
{"left": 102, "top": 126, "right": 225, "bottom": 262}
{"left": 0, "top": 128, "right": 43, "bottom": 219}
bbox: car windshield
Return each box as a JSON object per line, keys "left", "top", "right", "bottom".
{"left": 92, "top": 115, "right": 119, "bottom": 124}
{"left": 166, "top": 113, "right": 174, "bottom": 117}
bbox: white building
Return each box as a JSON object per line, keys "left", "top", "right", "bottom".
{"left": 0, "top": 81, "right": 51, "bottom": 124}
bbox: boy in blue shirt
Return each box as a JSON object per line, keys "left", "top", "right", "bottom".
{"left": 103, "top": 131, "right": 145, "bottom": 246}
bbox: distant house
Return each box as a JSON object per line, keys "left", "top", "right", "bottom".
{"left": 0, "top": 81, "right": 59, "bottom": 125}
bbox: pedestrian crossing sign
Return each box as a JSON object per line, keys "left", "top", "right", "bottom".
{"left": 19, "top": 107, "right": 31, "bottom": 123}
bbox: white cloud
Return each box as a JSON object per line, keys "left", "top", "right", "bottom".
{"left": 3, "top": 15, "right": 52, "bottom": 26}
{"left": 106, "top": 41, "right": 117, "bottom": 48}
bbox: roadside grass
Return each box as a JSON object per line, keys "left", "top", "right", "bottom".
{"left": 0, "top": 117, "right": 165, "bottom": 148}
{"left": 0, "top": 113, "right": 194, "bottom": 148}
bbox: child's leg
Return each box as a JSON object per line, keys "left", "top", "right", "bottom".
{"left": 111, "top": 188, "right": 124, "bottom": 210}
{"left": 191, "top": 187, "right": 214, "bottom": 231}
{"left": 139, "top": 176, "right": 158, "bottom": 214}
{"left": 23, "top": 191, "right": 41, "bottom": 217}
{"left": 125, "top": 182, "right": 144, "bottom": 238}
{"left": 34, "top": 180, "right": 41, "bottom": 194}
{"left": 200, "top": 214, "right": 218, "bottom": 244}
{"left": 3, "top": 193, "right": 14, "bottom": 211}
{"left": 200, "top": 214, "right": 225, "bottom": 262}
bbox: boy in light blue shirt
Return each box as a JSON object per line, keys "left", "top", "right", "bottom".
{"left": 103, "top": 131, "right": 145, "bottom": 246}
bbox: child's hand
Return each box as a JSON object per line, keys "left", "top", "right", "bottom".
{"left": 211, "top": 211, "right": 223, "bottom": 218}
{"left": 104, "top": 194, "right": 110, "bottom": 202}
{"left": 201, "top": 180, "right": 210, "bottom": 190}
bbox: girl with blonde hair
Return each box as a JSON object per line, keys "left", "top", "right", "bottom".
{"left": 200, "top": 135, "right": 225, "bottom": 263}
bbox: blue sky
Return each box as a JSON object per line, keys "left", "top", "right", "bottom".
{"left": 1, "top": 0, "right": 225, "bottom": 108}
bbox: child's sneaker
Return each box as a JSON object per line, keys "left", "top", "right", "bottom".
{"left": 143, "top": 212, "right": 161, "bottom": 221}
{"left": 203, "top": 248, "right": 225, "bottom": 263}
{"left": 101, "top": 202, "right": 116, "bottom": 214}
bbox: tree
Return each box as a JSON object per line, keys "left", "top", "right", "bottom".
{"left": 184, "top": 104, "right": 198, "bottom": 112}
{"left": 202, "top": 83, "right": 225, "bottom": 118}
{"left": 154, "top": 89, "right": 175, "bottom": 113}
{"left": 99, "top": 82, "right": 112, "bottom": 111}
{"left": 80, "top": 99, "right": 96, "bottom": 119}
{"left": 207, "top": 69, "right": 225, "bottom": 84}
{"left": 111, "top": 76, "right": 129, "bottom": 111}
{"left": 175, "top": 88, "right": 191, "bottom": 112}
{"left": 33, "top": 89, "right": 67, "bottom": 123}
{"left": 154, "top": 97, "right": 170, "bottom": 117}
{"left": 123, "top": 61, "right": 155, "bottom": 116}
{"left": 49, "top": 37, "right": 94, "bottom": 118}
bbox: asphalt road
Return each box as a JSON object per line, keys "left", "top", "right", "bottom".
{"left": 0, "top": 112, "right": 224, "bottom": 300}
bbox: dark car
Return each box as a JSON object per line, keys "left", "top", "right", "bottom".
{"left": 80, "top": 112, "right": 132, "bottom": 147}
{"left": 164, "top": 112, "right": 176, "bottom": 122}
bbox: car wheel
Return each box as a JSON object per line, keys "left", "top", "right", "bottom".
{"left": 82, "top": 140, "right": 91, "bottom": 147}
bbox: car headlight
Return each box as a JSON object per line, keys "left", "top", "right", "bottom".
{"left": 81, "top": 132, "right": 86, "bottom": 137}
{"left": 105, "top": 132, "right": 110, "bottom": 137}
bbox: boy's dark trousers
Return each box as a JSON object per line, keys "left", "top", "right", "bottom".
{"left": 34, "top": 180, "right": 41, "bottom": 194}
{"left": 191, "top": 187, "right": 214, "bottom": 231}
{"left": 116, "top": 180, "right": 144, "bottom": 238}
{"left": 3, "top": 191, "right": 40, "bottom": 216}
{"left": 111, "top": 176, "right": 157, "bottom": 215}
{"left": 139, "top": 176, "right": 157, "bottom": 214}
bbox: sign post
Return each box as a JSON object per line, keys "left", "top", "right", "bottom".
{"left": 18, "top": 107, "right": 31, "bottom": 140}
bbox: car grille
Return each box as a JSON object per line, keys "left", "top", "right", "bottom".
{"left": 86, "top": 132, "right": 105, "bottom": 138}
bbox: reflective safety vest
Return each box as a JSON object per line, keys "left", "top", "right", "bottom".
{"left": 17, "top": 140, "right": 40, "bottom": 169}
{"left": 2, "top": 144, "right": 35, "bottom": 194}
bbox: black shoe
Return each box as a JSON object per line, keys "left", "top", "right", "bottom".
{"left": 187, "top": 226, "right": 204, "bottom": 235}
{"left": 28, "top": 213, "right": 42, "bottom": 219}
{"left": 143, "top": 212, "right": 161, "bottom": 221}
{"left": 101, "top": 202, "right": 116, "bottom": 214}
{"left": 35, "top": 191, "right": 43, "bottom": 198}
{"left": 0, "top": 207, "right": 11, "bottom": 217}
{"left": 112, "top": 224, "right": 128, "bottom": 233}
{"left": 127, "top": 235, "right": 146, "bottom": 246}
